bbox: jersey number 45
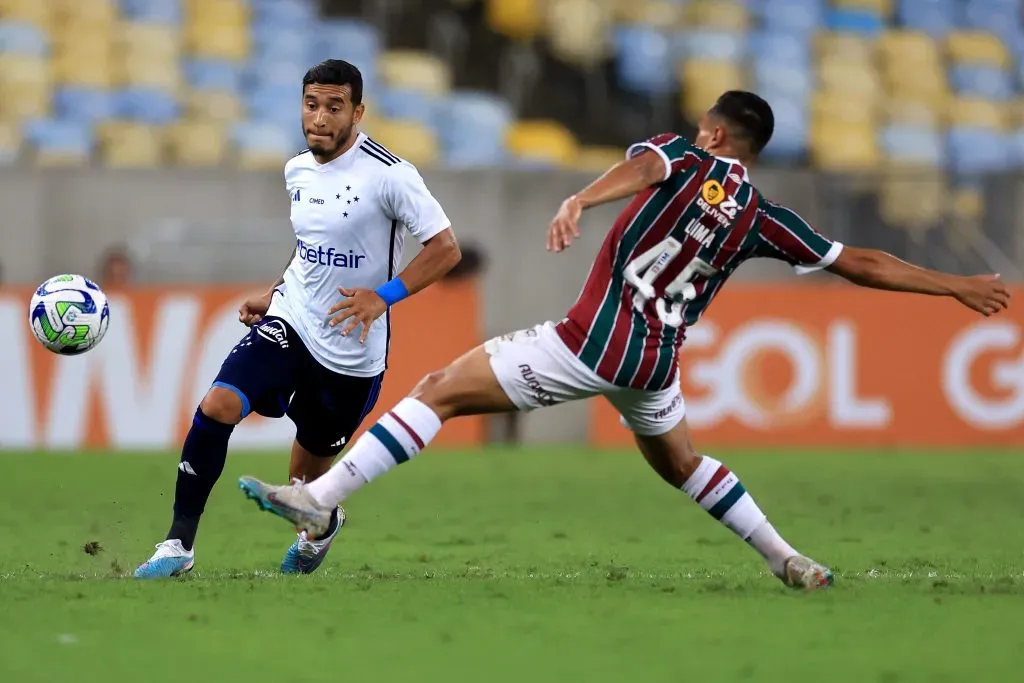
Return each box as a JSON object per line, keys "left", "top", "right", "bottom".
{"left": 623, "top": 237, "right": 717, "bottom": 327}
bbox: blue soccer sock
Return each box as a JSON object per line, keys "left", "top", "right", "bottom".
{"left": 307, "top": 398, "right": 442, "bottom": 507}
{"left": 166, "top": 408, "right": 235, "bottom": 551}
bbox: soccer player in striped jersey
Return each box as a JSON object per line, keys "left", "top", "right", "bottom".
{"left": 237, "top": 91, "right": 1010, "bottom": 590}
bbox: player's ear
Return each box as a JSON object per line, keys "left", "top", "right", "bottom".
{"left": 353, "top": 103, "right": 365, "bottom": 124}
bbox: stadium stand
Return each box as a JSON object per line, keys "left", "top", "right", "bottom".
{"left": 0, "top": 0, "right": 1021, "bottom": 175}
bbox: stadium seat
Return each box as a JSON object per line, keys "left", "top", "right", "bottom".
{"left": 53, "top": 87, "right": 118, "bottom": 124}
{"left": 678, "top": 32, "right": 746, "bottom": 62}
{"left": 545, "top": 0, "right": 611, "bottom": 67}
{"left": 0, "top": 53, "right": 50, "bottom": 87}
{"left": 0, "top": 21, "right": 48, "bottom": 56}
{"left": 378, "top": 51, "right": 451, "bottom": 95}
{"left": 810, "top": 121, "right": 881, "bottom": 170}
{"left": 368, "top": 119, "right": 439, "bottom": 168}
{"left": 949, "top": 65, "right": 1013, "bottom": 101}
{"left": 0, "top": 120, "right": 20, "bottom": 165}
{"left": 753, "top": 61, "right": 813, "bottom": 98}
{"left": 812, "top": 91, "right": 876, "bottom": 124}
{"left": 879, "top": 124, "right": 946, "bottom": 167}
{"left": 119, "top": 56, "right": 182, "bottom": 90}
{"left": 826, "top": 7, "right": 886, "bottom": 35}
{"left": 761, "top": 95, "right": 808, "bottom": 158}
{"left": 186, "top": 23, "right": 250, "bottom": 61}
{"left": 23, "top": 117, "right": 92, "bottom": 166}
{"left": 960, "top": 0, "right": 1021, "bottom": 40}
{"left": 187, "top": 0, "right": 250, "bottom": 26}
{"left": 818, "top": 58, "right": 882, "bottom": 100}
{"left": 377, "top": 88, "right": 438, "bottom": 129}
{"left": 486, "top": 0, "right": 543, "bottom": 42}
{"left": 574, "top": 145, "right": 625, "bottom": 173}
{"left": 680, "top": 61, "right": 745, "bottom": 120}
{"left": 118, "top": 23, "right": 181, "bottom": 62}
{"left": 439, "top": 91, "right": 512, "bottom": 167}
{"left": 878, "top": 174, "right": 946, "bottom": 229}
{"left": 310, "top": 19, "right": 380, "bottom": 75}
{"left": 684, "top": 0, "right": 750, "bottom": 31}
{"left": 250, "top": 0, "right": 314, "bottom": 31}
{"left": 947, "top": 127, "right": 1011, "bottom": 172}
{"left": 757, "top": 0, "right": 825, "bottom": 34}
{"left": 0, "top": 0, "right": 53, "bottom": 27}
{"left": 833, "top": 0, "right": 892, "bottom": 15}
{"left": 0, "top": 80, "right": 50, "bottom": 120}
{"left": 166, "top": 121, "right": 228, "bottom": 166}
{"left": 232, "top": 121, "right": 296, "bottom": 170}
{"left": 59, "top": 0, "right": 119, "bottom": 27}
{"left": 183, "top": 90, "right": 243, "bottom": 123}
{"left": 879, "top": 30, "right": 941, "bottom": 65}
{"left": 121, "top": 0, "right": 184, "bottom": 25}
{"left": 185, "top": 59, "right": 243, "bottom": 93}
{"left": 506, "top": 119, "right": 578, "bottom": 167}
{"left": 948, "top": 97, "right": 1007, "bottom": 129}
{"left": 946, "top": 31, "right": 1010, "bottom": 68}
{"left": 118, "top": 87, "right": 181, "bottom": 125}
{"left": 750, "top": 30, "right": 811, "bottom": 67}
{"left": 612, "top": 25, "right": 675, "bottom": 95}
{"left": 883, "top": 98, "right": 942, "bottom": 126}
{"left": 815, "top": 32, "right": 875, "bottom": 62}
{"left": 96, "top": 121, "right": 163, "bottom": 168}
{"left": 897, "top": 0, "right": 955, "bottom": 37}
{"left": 245, "top": 83, "right": 299, "bottom": 128}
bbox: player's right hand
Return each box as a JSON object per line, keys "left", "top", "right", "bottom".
{"left": 952, "top": 274, "right": 1011, "bottom": 317}
{"left": 546, "top": 196, "right": 583, "bottom": 253}
{"left": 238, "top": 291, "right": 273, "bottom": 327}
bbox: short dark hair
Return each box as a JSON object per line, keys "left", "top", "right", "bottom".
{"left": 709, "top": 91, "right": 774, "bottom": 155}
{"left": 302, "top": 59, "right": 363, "bottom": 105}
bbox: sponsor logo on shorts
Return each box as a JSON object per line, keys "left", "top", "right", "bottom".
{"left": 652, "top": 392, "right": 683, "bottom": 420}
{"left": 256, "top": 319, "right": 290, "bottom": 349}
{"left": 519, "top": 364, "right": 556, "bottom": 406}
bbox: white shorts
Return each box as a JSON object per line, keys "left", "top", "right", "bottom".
{"left": 484, "top": 322, "right": 685, "bottom": 437}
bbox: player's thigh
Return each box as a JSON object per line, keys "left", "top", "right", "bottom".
{"left": 470, "top": 322, "right": 606, "bottom": 419}
{"left": 606, "top": 382, "right": 701, "bottom": 487}
{"left": 206, "top": 317, "right": 300, "bottom": 422}
{"left": 410, "top": 345, "right": 518, "bottom": 420}
{"left": 288, "top": 371, "right": 384, "bottom": 458}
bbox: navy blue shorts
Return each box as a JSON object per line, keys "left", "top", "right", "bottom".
{"left": 212, "top": 316, "right": 384, "bottom": 457}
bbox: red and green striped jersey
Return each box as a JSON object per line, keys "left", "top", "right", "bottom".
{"left": 554, "top": 133, "right": 843, "bottom": 392}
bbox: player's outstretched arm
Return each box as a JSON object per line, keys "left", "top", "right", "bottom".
{"left": 548, "top": 150, "right": 667, "bottom": 253}
{"left": 827, "top": 246, "right": 1011, "bottom": 317}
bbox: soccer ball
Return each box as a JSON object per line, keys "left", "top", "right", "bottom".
{"left": 29, "top": 274, "right": 110, "bottom": 355}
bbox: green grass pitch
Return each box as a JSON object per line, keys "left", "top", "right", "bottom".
{"left": 1, "top": 448, "right": 1022, "bottom": 682}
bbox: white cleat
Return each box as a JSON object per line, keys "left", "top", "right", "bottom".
{"left": 134, "top": 539, "right": 195, "bottom": 579}
{"left": 238, "top": 476, "right": 334, "bottom": 538}
{"left": 780, "top": 555, "right": 834, "bottom": 591}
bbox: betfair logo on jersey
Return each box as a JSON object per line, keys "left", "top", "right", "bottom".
{"left": 296, "top": 239, "right": 366, "bottom": 268}
{"left": 697, "top": 179, "right": 739, "bottom": 227}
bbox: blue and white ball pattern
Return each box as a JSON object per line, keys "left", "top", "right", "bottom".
{"left": 29, "top": 274, "right": 111, "bottom": 355}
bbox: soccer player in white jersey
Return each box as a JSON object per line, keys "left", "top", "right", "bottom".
{"left": 135, "top": 60, "right": 461, "bottom": 578}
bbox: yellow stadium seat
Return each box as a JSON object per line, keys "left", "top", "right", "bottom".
{"left": 951, "top": 186, "right": 983, "bottom": 221}
{"left": 545, "top": 0, "right": 611, "bottom": 67}
{"left": 184, "top": 90, "right": 244, "bottom": 122}
{"left": 52, "top": 52, "right": 116, "bottom": 87}
{"left": 56, "top": 0, "right": 118, "bottom": 26}
{"left": 832, "top": 0, "right": 892, "bottom": 17}
{"left": 879, "top": 174, "right": 945, "bottom": 230}
{"left": 818, "top": 59, "right": 882, "bottom": 100}
{"left": 685, "top": 0, "right": 749, "bottom": 30}
{"left": 96, "top": 121, "right": 163, "bottom": 168}
{"left": 51, "top": 30, "right": 113, "bottom": 56}
{"left": 810, "top": 121, "right": 880, "bottom": 171}
{"left": 187, "top": 0, "right": 250, "bottom": 25}
{"left": 1009, "top": 99, "right": 1024, "bottom": 128}
{"left": 0, "top": 54, "right": 51, "bottom": 86}
{"left": 883, "top": 98, "right": 941, "bottom": 126}
{"left": 816, "top": 32, "right": 875, "bottom": 62}
{"left": 0, "top": 0, "right": 54, "bottom": 27}
{"left": 574, "top": 145, "right": 625, "bottom": 172}
{"left": 368, "top": 119, "right": 440, "bottom": 167}
{"left": 878, "top": 30, "right": 940, "bottom": 66}
{"left": 506, "top": 119, "right": 578, "bottom": 166}
{"left": 33, "top": 145, "right": 89, "bottom": 167}
{"left": 811, "top": 92, "right": 877, "bottom": 124}
{"left": 166, "top": 121, "right": 228, "bottom": 166}
{"left": 680, "top": 61, "right": 745, "bottom": 119}
{"left": 946, "top": 31, "right": 1010, "bottom": 68}
{"left": 613, "top": 0, "right": 681, "bottom": 26}
{"left": 885, "top": 67, "right": 948, "bottom": 102}
{"left": 948, "top": 98, "right": 1007, "bottom": 129}
{"left": 118, "top": 55, "right": 182, "bottom": 89}
{"left": 118, "top": 23, "right": 181, "bottom": 60}
{"left": 0, "top": 121, "right": 21, "bottom": 164}
{"left": 186, "top": 24, "right": 250, "bottom": 60}
{"left": 0, "top": 81, "right": 50, "bottom": 120}
{"left": 378, "top": 51, "right": 452, "bottom": 95}
{"left": 486, "top": 0, "right": 542, "bottom": 41}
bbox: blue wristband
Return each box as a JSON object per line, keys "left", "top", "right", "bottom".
{"left": 375, "top": 277, "right": 409, "bottom": 307}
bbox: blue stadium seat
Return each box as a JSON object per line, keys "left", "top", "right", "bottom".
{"left": 748, "top": 31, "right": 810, "bottom": 68}
{"left": 753, "top": 62, "right": 813, "bottom": 98}
{"left": 54, "top": 88, "right": 119, "bottom": 124}
{"left": 950, "top": 65, "right": 1014, "bottom": 101}
{"left": 252, "top": 27, "right": 311, "bottom": 63}
{"left": 186, "top": 60, "right": 243, "bottom": 93}
{"left": 118, "top": 88, "right": 181, "bottom": 125}
{"left": 233, "top": 121, "right": 302, "bottom": 157}
{"left": 897, "top": 0, "right": 955, "bottom": 38}
{"left": 439, "top": 91, "right": 512, "bottom": 167}
{"left": 759, "top": 95, "right": 807, "bottom": 159}
{"left": 252, "top": 0, "right": 317, "bottom": 32}
{"left": 120, "top": 0, "right": 182, "bottom": 24}
{"left": 23, "top": 118, "right": 93, "bottom": 157}
{"left": 947, "top": 127, "right": 1011, "bottom": 173}
{"left": 959, "top": 0, "right": 1020, "bottom": 39}
{"left": 245, "top": 83, "right": 300, "bottom": 126}
{"left": 612, "top": 26, "right": 676, "bottom": 95}
{"left": 826, "top": 8, "right": 886, "bottom": 36}
{"left": 247, "top": 56, "right": 309, "bottom": 88}
{"left": 880, "top": 124, "right": 947, "bottom": 167}
{"left": 1010, "top": 129, "right": 1024, "bottom": 167}
{"left": 0, "top": 22, "right": 48, "bottom": 56}
{"left": 676, "top": 32, "right": 745, "bottom": 62}
{"left": 311, "top": 19, "right": 380, "bottom": 68}
{"left": 377, "top": 88, "right": 438, "bottom": 129}
{"left": 757, "top": 0, "right": 825, "bottom": 34}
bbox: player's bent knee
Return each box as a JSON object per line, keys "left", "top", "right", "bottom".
{"left": 200, "top": 386, "right": 245, "bottom": 425}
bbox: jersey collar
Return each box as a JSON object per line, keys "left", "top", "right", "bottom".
{"left": 310, "top": 131, "right": 366, "bottom": 170}
{"left": 714, "top": 156, "right": 749, "bottom": 181}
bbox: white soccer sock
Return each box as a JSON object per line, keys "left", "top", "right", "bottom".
{"left": 307, "top": 398, "right": 442, "bottom": 508}
{"left": 681, "top": 455, "right": 796, "bottom": 576}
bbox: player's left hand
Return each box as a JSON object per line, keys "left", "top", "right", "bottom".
{"left": 328, "top": 287, "right": 387, "bottom": 343}
{"left": 547, "top": 195, "right": 583, "bottom": 253}
{"left": 952, "top": 274, "right": 1012, "bottom": 317}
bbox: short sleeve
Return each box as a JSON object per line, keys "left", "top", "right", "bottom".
{"left": 756, "top": 204, "right": 844, "bottom": 275}
{"left": 625, "top": 133, "right": 701, "bottom": 182}
{"left": 381, "top": 163, "right": 452, "bottom": 243}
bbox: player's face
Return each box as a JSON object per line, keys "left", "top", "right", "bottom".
{"left": 302, "top": 83, "right": 364, "bottom": 158}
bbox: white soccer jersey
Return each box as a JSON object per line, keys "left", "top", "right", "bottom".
{"left": 266, "top": 132, "right": 451, "bottom": 377}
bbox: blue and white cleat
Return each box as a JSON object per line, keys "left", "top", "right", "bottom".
{"left": 134, "top": 539, "right": 195, "bottom": 579}
{"left": 781, "top": 555, "right": 834, "bottom": 591}
{"left": 281, "top": 506, "right": 346, "bottom": 574}
{"left": 238, "top": 476, "right": 334, "bottom": 538}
